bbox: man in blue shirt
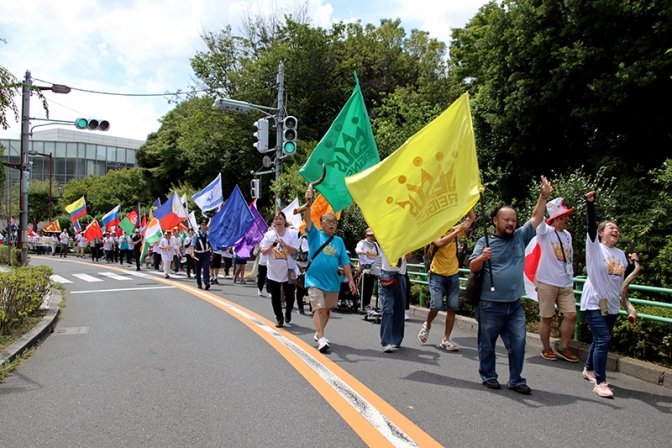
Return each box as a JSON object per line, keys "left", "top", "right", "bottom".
{"left": 469, "top": 176, "right": 552, "bottom": 394}
{"left": 304, "top": 188, "right": 356, "bottom": 353}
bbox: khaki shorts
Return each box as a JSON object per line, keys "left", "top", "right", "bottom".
{"left": 535, "top": 280, "right": 577, "bottom": 318}
{"left": 308, "top": 287, "right": 338, "bottom": 310}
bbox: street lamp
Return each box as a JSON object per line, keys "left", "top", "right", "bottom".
{"left": 19, "top": 71, "right": 70, "bottom": 266}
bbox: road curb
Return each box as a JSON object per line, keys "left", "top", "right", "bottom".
{"left": 0, "top": 288, "right": 62, "bottom": 366}
{"left": 407, "top": 304, "right": 667, "bottom": 388}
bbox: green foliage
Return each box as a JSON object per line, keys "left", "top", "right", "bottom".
{"left": 450, "top": 0, "right": 672, "bottom": 202}
{"left": 59, "top": 168, "right": 153, "bottom": 218}
{"left": 0, "top": 265, "right": 53, "bottom": 334}
{"left": 0, "top": 246, "right": 22, "bottom": 265}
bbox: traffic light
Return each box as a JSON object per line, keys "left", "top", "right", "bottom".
{"left": 282, "top": 116, "right": 298, "bottom": 156}
{"left": 253, "top": 118, "right": 269, "bottom": 153}
{"left": 250, "top": 178, "right": 261, "bottom": 199}
{"left": 74, "top": 118, "right": 110, "bottom": 131}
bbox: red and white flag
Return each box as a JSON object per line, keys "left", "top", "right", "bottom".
{"left": 523, "top": 237, "right": 540, "bottom": 301}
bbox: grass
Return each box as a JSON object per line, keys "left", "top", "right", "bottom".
{"left": 0, "top": 311, "right": 47, "bottom": 351}
{"left": 0, "top": 347, "right": 36, "bottom": 382}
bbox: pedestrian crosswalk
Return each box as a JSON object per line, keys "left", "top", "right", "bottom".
{"left": 49, "top": 270, "right": 167, "bottom": 285}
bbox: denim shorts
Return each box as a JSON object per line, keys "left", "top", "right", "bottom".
{"left": 429, "top": 272, "right": 460, "bottom": 311}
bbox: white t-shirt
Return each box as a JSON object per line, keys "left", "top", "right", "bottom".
{"left": 103, "top": 237, "right": 114, "bottom": 251}
{"left": 355, "top": 239, "right": 381, "bottom": 265}
{"left": 535, "top": 223, "right": 573, "bottom": 288}
{"left": 159, "top": 237, "right": 175, "bottom": 261}
{"left": 59, "top": 232, "right": 70, "bottom": 244}
{"left": 381, "top": 251, "right": 408, "bottom": 275}
{"left": 580, "top": 236, "right": 627, "bottom": 314}
{"left": 77, "top": 236, "right": 88, "bottom": 248}
{"left": 171, "top": 236, "right": 182, "bottom": 254}
{"left": 260, "top": 227, "right": 299, "bottom": 282}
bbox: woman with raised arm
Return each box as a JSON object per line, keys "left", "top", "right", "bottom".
{"left": 580, "top": 191, "right": 639, "bottom": 398}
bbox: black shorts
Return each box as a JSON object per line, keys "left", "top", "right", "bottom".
{"left": 212, "top": 253, "right": 222, "bottom": 269}
{"left": 235, "top": 258, "right": 247, "bottom": 266}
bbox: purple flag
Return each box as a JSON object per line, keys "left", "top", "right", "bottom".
{"left": 233, "top": 204, "right": 268, "bottom": 259}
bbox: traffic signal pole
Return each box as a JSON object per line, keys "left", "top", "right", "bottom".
{"left": 275, "top": 63, "right": 285, "bottom": 206}
{"left": 19, "top": 71, "right": 31, "bottom": 266}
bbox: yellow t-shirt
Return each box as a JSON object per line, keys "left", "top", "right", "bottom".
{"left": 429, "top": 228, "right": 465, "bottom": 276}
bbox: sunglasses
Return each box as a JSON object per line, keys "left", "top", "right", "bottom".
{"left": 366, "top": 234, "right": 374, "bottom": 237}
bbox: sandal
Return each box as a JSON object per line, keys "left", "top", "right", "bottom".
{"left": 418, "top": 323, "right": 430, "bottom": 343}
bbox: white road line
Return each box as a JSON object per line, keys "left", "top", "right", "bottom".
{"left": 127, "top": 271, "right": 155, "bottom": 279}
{"left": 98, "top": 272, "right": 133, "bottom": 281}
{"left": 71, "top": 286, "right": 176, "bottom": 294}
{"left": 72, "top": 273, "right": 104, "bottom": 282}
{"left": 49, "top": 274, "right": 73, "bottom": 284}
{"left": 200, "top": 292, "right": 418, "bottom": 447}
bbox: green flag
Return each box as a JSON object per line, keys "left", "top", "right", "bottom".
{"left": 118, "top": 210, "right": 138, "bottom": 236}
{"left": 299, "top": 74, "right": 379, "bottom": 212}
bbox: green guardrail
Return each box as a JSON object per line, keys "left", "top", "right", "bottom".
{"left": 351, "top": 259, "right": 672, "bottom": 326}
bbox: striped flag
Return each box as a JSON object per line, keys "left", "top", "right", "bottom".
{"left": 140, "top": 218, "right": 163, "bottom": 263}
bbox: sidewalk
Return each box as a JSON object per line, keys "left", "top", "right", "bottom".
{"left": 405, "top": 304, "right": 672, "bottom": 389}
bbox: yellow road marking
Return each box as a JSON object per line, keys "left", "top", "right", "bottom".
{"left": 53, "top": 260, "right": 441, "bottom": 447}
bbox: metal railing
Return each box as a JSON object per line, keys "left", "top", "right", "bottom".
{"left": 400, "top": 262, "right": 672, "bottom": 325}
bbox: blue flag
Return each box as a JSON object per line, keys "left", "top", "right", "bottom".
{"left": 209, "top": 185, "right": 256, "bottom": 251}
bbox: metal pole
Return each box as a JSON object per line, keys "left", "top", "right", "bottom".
{"left": 19, "top": 70, "right": 31, "bottom": 266}
{"left": 48, "top": 153, "right": 52, "bottom": 222}
{"left": 275, "top": 62, "right": 285, "bottom": 208}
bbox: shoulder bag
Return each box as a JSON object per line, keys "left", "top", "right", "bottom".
{"left": 297, "top": 235, "right": 334, "bottom": 289}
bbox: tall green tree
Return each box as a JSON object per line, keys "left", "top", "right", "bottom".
{"left": 450, "top": 0, "right": 672, "bottom": 201}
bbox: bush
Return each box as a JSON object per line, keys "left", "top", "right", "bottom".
{"left": 0, "top": 265, "right": 53, "bottom": 334}
{"left": 0, "top": 246, "right": 23, "bottom": 266}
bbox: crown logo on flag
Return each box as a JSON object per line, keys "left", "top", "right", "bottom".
{"left": 387, "top": 153, "right": 459, "bottom": 226}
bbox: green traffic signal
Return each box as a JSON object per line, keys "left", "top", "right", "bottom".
{"left": 75, "top": 118, "right": 88, "bottom": 129}
{"left": 283, "top": 141, "right": 296, "bottom": 154}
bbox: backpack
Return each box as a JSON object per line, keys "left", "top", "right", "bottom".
{"left": 423, "top": 244, "right": 440, "bottom": 273}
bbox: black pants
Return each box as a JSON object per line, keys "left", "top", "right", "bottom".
{"left": 134, "top": 249, "right": 141, "bottom": 270}
{"left": 153, "top": 252, "right": 161, "bottom": 271}
{"left": 269, "top": 279, "right": 295, "bottom": 321}
{"left": 184, "top": 254, "right": 193, "bottom": 277}
{"left": 257, "top": 265, "right": 268, "bottom": 292}
{"left": 361, "top": 273, "right": 376, "bottom": 308}
{"left": 224, "top": 257, "right": 233, "bottom": 276}
{"left": 296, "top": 282, "right": 310, "bottom": 312}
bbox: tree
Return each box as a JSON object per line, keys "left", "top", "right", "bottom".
{"left": 59, "top": 168, "right": 153, "bottom": 219}
{"left": 450, "top": 0, "right": 672, "bottom": 202}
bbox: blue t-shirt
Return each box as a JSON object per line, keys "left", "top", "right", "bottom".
{"left": 470, "top": 220, "right": 536, "bottom": 302}
{"left": 305, "top": 225, "right": 349, "bottom": 293}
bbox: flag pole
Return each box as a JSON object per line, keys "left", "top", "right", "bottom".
{"left": 479, "top": 193, "right": 495, "bottom": 291}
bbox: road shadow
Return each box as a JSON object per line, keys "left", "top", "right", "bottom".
{"left": 402, "top": 370, "right": 625, "bottom": 409}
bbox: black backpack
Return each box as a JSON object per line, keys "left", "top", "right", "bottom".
{"left": 423, "top": 244, "right": 440, "bottom": 273}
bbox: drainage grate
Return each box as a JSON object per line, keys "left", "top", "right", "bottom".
{"left": 56, "top": 326, "right": 90, "bottom": 335}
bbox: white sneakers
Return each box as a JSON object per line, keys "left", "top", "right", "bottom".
{"left": 318, "top": 337, "right": 330, "bottom": 353}
{"left": 257, "top": 289, "right": 264, "bottom": 296}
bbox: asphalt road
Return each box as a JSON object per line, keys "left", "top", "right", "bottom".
{"left": 1, "top": 256, "right": 671, "bottom": 447}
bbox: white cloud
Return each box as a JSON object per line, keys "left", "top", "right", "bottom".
{"left": 0, "top": 0, "right": 488, "bottom": 142}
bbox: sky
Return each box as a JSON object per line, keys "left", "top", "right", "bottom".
{"left": 0, "top": 0, "right": 489, "bottom": 143}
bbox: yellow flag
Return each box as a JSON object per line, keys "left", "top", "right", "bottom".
{"left": 345, "top": 93, "right": 483, "bottom": 262}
